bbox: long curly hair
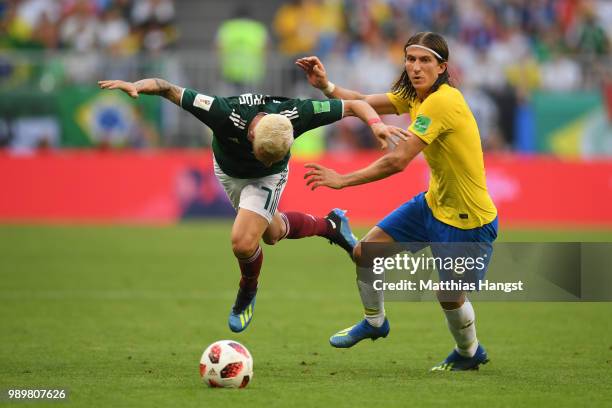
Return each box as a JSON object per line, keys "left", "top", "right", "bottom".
{"left": 390, "top": 32, "right": 451, "bottom": 101}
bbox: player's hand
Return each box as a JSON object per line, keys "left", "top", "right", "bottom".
{"left": 295, "top": 56, "right": 329, "bottom": 91}
{"left": 371, "top": 123, "right": 410, "bottom": 150}
{"left": 98, "top": 80, "right": 139, "bottom": 98}
{"left": 304, "top": 163, "right": 344, "bottom": 191}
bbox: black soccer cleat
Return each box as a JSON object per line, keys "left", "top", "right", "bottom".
{"left": 325, "top": 208, "right": 358, "bottom": 258}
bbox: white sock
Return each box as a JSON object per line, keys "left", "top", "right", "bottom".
{"left": 357, "top": 279, "right": 385, "bottom": 327}
{"left": 443, "top": 300, "right": 478, "bottom": 357}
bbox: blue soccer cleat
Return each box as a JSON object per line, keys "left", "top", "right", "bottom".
{"left": 329, "top": 318, "right": 390, "bottom": 348}
{"left": 430, "top": 344, "right": 489, "bottom": 371}
{"left": 228, "top": 287, "right": 257, "bottom": 333}
{"left": 325, "top": 208, "right": 358, "bottom": 258}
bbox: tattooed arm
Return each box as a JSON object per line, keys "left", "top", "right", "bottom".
{"left": 98, "top": 78, "right": 184, "bottom": 106}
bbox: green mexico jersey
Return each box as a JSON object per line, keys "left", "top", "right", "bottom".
{"left": 181, "top": 89, "right": 344, "bottom": 178}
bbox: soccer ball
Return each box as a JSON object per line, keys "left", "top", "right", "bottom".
{"left": 199, "top": 340, "right": 253, "bottom": 388}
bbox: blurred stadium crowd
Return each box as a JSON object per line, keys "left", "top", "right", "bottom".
{"left": 274, "top": 0, "right": 610, "bottom": 91}
{"left": 0, "top": 0, "right": 176, "bottom": 52}
{"left": 0, "top": 0, "right": 610, "bottom": 153}
{"left": 270, "top": 0, "right": 611, "bottom": 151}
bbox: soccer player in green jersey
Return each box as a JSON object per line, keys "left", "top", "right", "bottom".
{"left": 297, "top": 32, "right": 498, "bottom": 371}
{"left": 98, "top": 78, "right": 408, "bottom": 333}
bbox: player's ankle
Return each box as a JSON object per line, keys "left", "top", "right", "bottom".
{"left": 365, "top": 313, "right": 385, "bottom": 328}
{"left": 455, "top": 339, "right": 478, "bottom": 357}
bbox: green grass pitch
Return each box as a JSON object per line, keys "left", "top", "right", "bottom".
{"left": 1, "top": 224, "right": 611, "bottom": 407}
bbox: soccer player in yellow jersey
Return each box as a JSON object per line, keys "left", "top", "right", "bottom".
{"left": 297, "top": 32, "right": 498, "bottom": 371}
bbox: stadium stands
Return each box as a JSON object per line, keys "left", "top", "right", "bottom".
{"left": 0, "top": 0, "right": 610, "bottom": 153}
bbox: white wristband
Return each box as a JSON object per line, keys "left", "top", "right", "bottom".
{"left": 323, "top": 81, "right": 336, "bottom": 95}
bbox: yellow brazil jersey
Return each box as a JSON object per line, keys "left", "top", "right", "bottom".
{"left": 386, "top": 84, "right": 497, "bottom": 229}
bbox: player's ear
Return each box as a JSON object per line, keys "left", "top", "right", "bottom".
{"left": 437, "top": 62, "right": 447, "bottom": 75}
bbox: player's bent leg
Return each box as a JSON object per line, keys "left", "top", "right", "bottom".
{"left": 261, "top": 212, "right": 287, "bottom": 246}
{"left": 428, "top": 215, "right": 497, "bottom": 370}
{"left": 228, "top": 209, "right": 269, "bottom": 333}
{"left": 431, "top": 290, "right": 488, "bottom": 371}
{"left": 330, "top": 227, "right": 395, "bottom": 348}
{"left": 276, "top": 210, "right": 357, "bottom": 257}
{"left": 355, "top": 227, "right": 395, "bottom": 328}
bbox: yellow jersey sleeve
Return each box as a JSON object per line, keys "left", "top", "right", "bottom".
{"left": 385, "top": 92, "right": 411, "bottom": 115}
{"left": 407, "top": 91, "right": 450, "bottom": 144}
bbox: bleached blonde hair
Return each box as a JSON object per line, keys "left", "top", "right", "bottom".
{"left": 253, "top": 114, "right": 294, "bottom": 164}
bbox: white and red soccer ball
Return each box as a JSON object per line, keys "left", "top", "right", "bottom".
{"left": 199, "top": 340, "right": 253, "bottom": 388}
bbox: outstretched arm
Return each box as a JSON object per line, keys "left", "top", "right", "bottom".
{"left": 296, "top": 56, "right": 398, "bottom": 115}
{"left": 304, "top": 133, "right": 427, "bottom": 190}
{"left": 98, "top": 78, "right": 184, "bottom": 106}
{"left": 343, "top": 99, "right": 408, "bottom": 149}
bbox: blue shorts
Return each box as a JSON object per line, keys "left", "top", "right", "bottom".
{"left": 377, "top": 192, "right": 498, "bottom": 284}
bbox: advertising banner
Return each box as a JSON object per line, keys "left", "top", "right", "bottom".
{"left": 0, "top": 151, "right": 610, "bottom": 226}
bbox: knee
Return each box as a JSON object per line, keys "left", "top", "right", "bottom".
{"left": 231, "top": 235, "right": 260, "bottom": 259}
{"left": 261, "top": 215, "right": 285, "bottom": 246}
{"left": 436, "top": 290, "right": 465, "bottom": 310}
{"left": 262, "top": 223, "right": 283, "bottom": 246}
{"left": 262, "top": 234, "right": 279, "bottom": 246}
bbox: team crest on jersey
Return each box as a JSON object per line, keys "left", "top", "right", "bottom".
{"left": 413, "top": 115, "right": 431, "bottom": 134}
{"left": 194, "top": 94, "right": 214, "bottom": 111}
